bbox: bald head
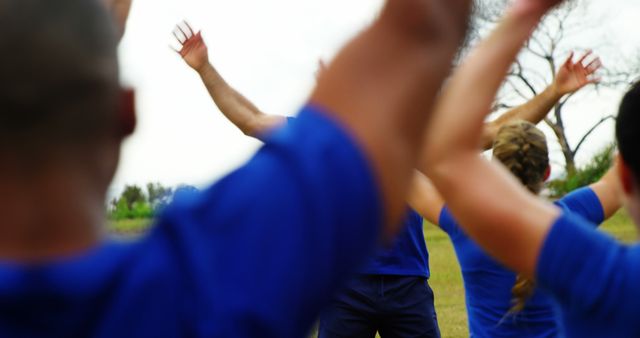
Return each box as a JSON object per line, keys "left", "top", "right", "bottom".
{"left": 0, "top": 0, "right": 120, "bottom": 164}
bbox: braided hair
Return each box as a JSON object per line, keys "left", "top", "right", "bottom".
{"left": 492, "top": 120, "right": 549, "bottom": 314}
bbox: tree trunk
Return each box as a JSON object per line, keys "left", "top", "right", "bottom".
{"left": 546, "top": 105, "right": 577, "bottom": 176}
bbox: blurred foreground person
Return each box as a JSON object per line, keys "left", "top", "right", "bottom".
{"left": 0, "top": 0, "right": 470, "bottom": 337}
{"left": 423, "top": 0, "right": 640, "bottom": 336}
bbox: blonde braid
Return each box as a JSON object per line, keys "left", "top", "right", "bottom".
{"left": 492, "top": 120, "right": 549, "bottom": 314}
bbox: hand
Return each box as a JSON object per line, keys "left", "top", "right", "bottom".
{"left": 173, "top": 21, "right": 209, "bottom": 72}
{"left": 553, "top": 50, "right": 602, "bottom": 96}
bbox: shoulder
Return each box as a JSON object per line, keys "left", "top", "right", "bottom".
{"left": 554, "top": 187, "right": 604, "bottom": 225}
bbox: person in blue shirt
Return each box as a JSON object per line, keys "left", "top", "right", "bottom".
{"left": 173, "top": 18, "right": 601, "bottom": 338}
{"left": 409, "top": 120, "right": 623, "bottom": 337}
{"left": 0, "top": 0, "right": 474, "bottom": 337}
{"left": 174, "top": 25, "right": 441, "bottom": 337}
{"left": 423, "top": 0, "right": 640, "bottom": 337}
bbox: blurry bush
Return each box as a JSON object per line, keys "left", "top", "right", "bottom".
{"left": 108, "top": 182, "right": 197, "bottom": 220}
{"left": 548, "top": 144, "right": 616, "bottom": 197}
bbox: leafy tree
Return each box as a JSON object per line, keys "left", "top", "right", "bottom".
{"left": 112, "top": 196, "right": 131, "bottom": 220}
{"left": 121, "top": 185, "right": 146, "bottom": 210}
{"left": 146, "top": 182, "right": 173, "bottom": 209}
{"left": 548, "top": 143, "right": 615, "bottom": 197}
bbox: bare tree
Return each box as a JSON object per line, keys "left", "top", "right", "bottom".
{"left": 474, "top": 0, "right": 639, "bottom": 175}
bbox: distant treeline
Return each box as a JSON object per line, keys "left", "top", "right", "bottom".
{"left": 108, "top": 183, "right": 198, "bottom": 220}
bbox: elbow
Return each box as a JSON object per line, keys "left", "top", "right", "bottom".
{"left": 240, "top": 117, "right": 266, "bottom": 140}
{"left": 422, "top": 150, "right": 474, "bottom": 193}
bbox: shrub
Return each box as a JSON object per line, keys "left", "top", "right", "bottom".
{"left": 548, "top": 144, "right": 616, "bottom": 197}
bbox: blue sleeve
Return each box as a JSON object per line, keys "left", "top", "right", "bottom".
{"left": 554, "top": 187, "right": 605, "bottom": 226}
{"left": 438, "top": 206, "right": 461, "bottom": 237}
{"left": 153, "top": 105, "right": 382, "bottom": 338}
{"left": 537, "top": 213, "right": 640, "bottom": 324}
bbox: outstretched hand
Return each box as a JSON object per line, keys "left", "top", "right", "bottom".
{"left": 173, "top": 21, "right": 209, "bottom": 72}
{"left": 554, "top": 50, "right": 602, "bottom": 96}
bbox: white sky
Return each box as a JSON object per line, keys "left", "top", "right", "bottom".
{"left": 111, "top": 0, "right": 640, "bottom": 195}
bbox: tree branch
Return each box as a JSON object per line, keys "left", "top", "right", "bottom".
{"left": 572, "top": 115, "right": 616, "bottom": 155}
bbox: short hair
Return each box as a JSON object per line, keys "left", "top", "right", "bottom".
{"left": 616, "top": 81, "right": 640, "bottom": 181}
{"left": 0, "top": 0, "right": 120, "bottom": 161}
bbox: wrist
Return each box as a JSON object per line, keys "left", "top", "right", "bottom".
{"left": 548, "top": 82, "right": 566, "bottom": 98}
{"left": 196, "top": 62, "right": 214, "bottom": 76}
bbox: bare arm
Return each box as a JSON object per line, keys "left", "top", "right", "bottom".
{"left": 174, "top": 23, "right": 286, "bottom": 140}
{"left": 412, "top": 51, "right": 601, "bottom": 222}
{"left": 407, "top": 171, "right": 445, "bottom": 225}
{"left": 590, "top": 156, "right": 626, "bottom": 220}
{"left": 311, "top": 0, "right": 471, "bottom": 235}
{"left": 423, "top": 0, "right": 566, "bottom": 277}
{"left": 480, "top": 51, "right": 602, "bottom": 150}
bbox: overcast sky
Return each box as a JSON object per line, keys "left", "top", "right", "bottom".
{"left": 111, "top": 0, "right": 640, "bottom": 195}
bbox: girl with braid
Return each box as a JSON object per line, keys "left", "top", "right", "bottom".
{"left": 409, "top": 119, "right": 624, "bottom": 337}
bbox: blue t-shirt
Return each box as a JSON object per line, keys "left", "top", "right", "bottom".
{"left": 439, "top": 187, "right": 604, "bottom": 338}
{"left": 0, "top": 105, "right": 383, "bottom": 338}
{"left": 359, "top": 208, "right": 430, "bottom": 278}
{"left": 287, "top": 116, "right": 430, "bottom": 279}
{"left": 538, "top": 212, "right": 640, "bottom": 338}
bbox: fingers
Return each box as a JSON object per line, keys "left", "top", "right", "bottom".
{"left": 172, "top": 30, "right": 186, "bottom": 45}
{"left": 169, "top": 44, "right": 181, "bottom": 54}
{"left": 177, "top": 24, "right": 190, "bottom": 40}
{"left": 585, "top": 57, "right": 603, "bottom": 74}
{"left": 173, "top": 21, "right": 195, "bottom": 45}
{"left": 562, "top": 51, "right": 575, "bottom": 67}
{"left": 184, "top": 21, "right": 195, "bottom": 36}
{"left": 576, "top": 49, "right": 593, "bottom": 64}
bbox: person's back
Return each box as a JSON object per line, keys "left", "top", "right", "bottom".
{"left": 442, "top": 221, "right": 557, "bottom": 337}
{"left": 440, "top": 185, "right": 607, "bottom": 338}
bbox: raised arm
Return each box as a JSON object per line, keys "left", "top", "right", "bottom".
{"left": 174, "top": 22, "right": 286, "bottom": 140}
{"left": 590, "top": 157, "right": 625, "bottom": 220}
{"left": 423, "top": 0, "right": 566, "bottom": 277}
{"left": 412, "top": 50, "right": 602, "bottom": 222}
{"left": 311, "top": 0, "right": 471, "bottom": 233}
{"left": 480, "top": 51, "right": 601, "bottom": 149}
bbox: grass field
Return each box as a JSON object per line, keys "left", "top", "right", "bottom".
{"left": 111, "top": 211, "right": 637, "bottom": 337}
{"left": 108, "top": 218, "right": 151, "bottom": 235}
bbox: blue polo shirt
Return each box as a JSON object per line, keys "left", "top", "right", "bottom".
{"left": 439, "top": 187, "right": 604, "bottom": 337}
{"left": 0, "top": 105, "right": 383, "bottom": 338}
{"left": 538, "top": 212, "right": 640, "bottom": 337}
{"left": 359, "top": 208, "right": 430, "bottom": 278}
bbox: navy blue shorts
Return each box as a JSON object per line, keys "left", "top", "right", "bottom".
{"left": 318, "top": 275, "right": 440, "bottom": 338}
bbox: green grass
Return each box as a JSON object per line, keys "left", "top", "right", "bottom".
{"left": 108, "top": 218, "right": 152, "bottom": 235}
{"left": 111, "top": 212, "right": 637, "bottom": 337}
